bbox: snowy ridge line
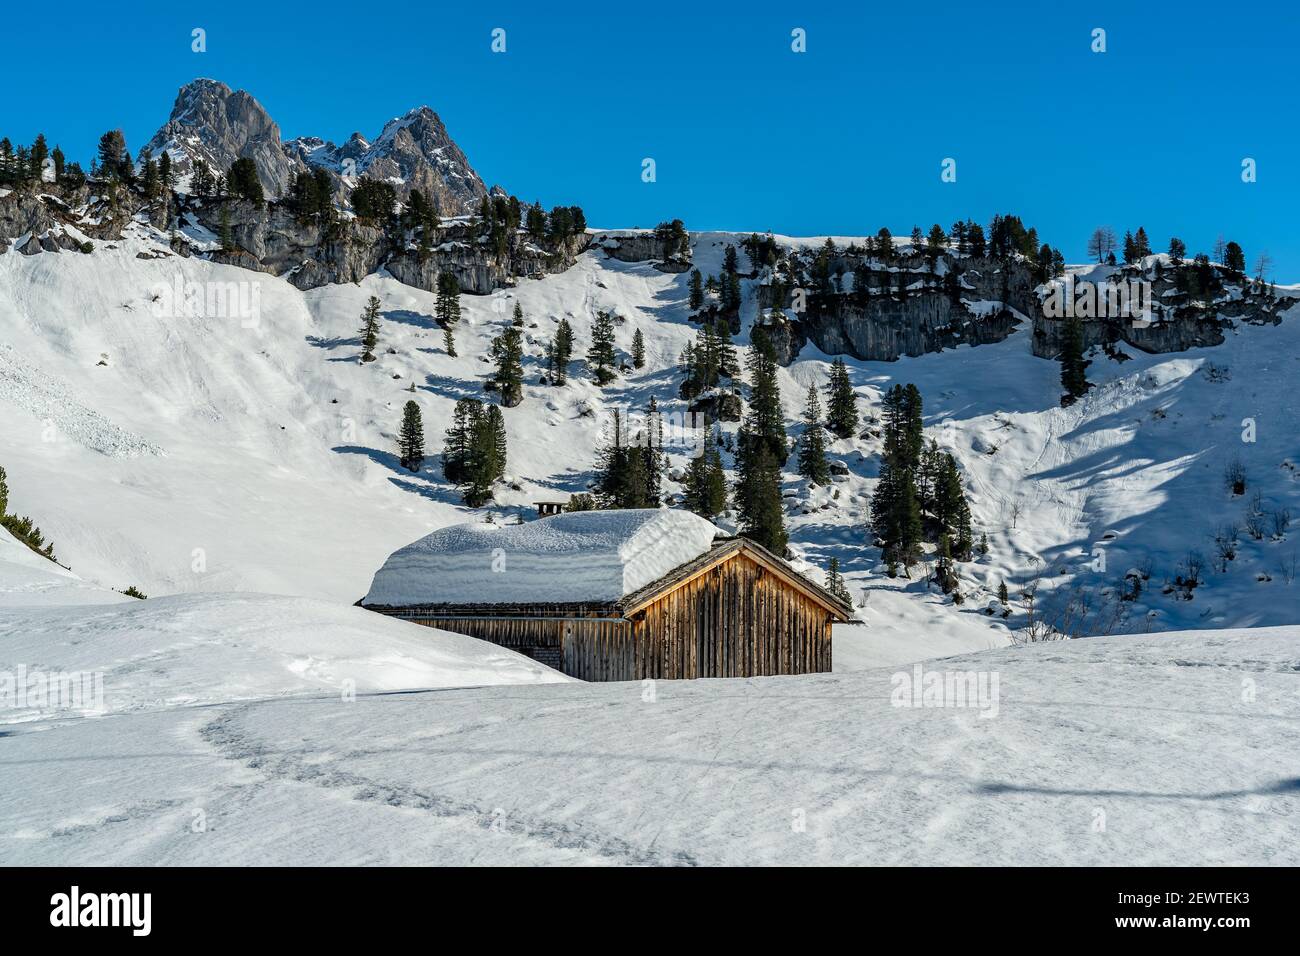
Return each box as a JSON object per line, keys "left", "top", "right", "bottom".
{"left": 0, "top": 343, "right": 163, "bottom": 458}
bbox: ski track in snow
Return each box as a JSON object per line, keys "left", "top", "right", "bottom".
{"left": 3, "top": 625, "right": 1296, "bottom": 866}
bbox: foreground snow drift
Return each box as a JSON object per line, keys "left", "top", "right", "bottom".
{"left": 0, "top": 591, "right": 567, "bottom": 722}
{"left": 2, "top": 626, "right": 1295, "bottom": 865}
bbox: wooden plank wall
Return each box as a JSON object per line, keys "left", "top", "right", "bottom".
{"left": 380, "top": 550, "right": 832, "bottom": 682}
{"left": 632, "top": 551, "right": 832, "bottom": 680}
{"left": 405, "top": 615, "right": 635, "bottom": 683}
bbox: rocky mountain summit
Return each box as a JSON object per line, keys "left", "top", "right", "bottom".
{"left": 140, "top": 79, "right": 300, "bottom": 201}
{"left": 285, "top": 106, "right": 487, "bottom": 215}
{"left": 140, "top": 79, "right": 488, "bottom": 216}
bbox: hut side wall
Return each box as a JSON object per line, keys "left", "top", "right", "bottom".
{"left": 632, "top": 551, "right": 833, "bottom": 680}
{"left": 399, "top": 613, "right": 633, "bottom": 680}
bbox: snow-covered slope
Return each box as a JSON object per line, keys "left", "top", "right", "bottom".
{"left": 0, "top": 526, "right": 129, "bottom": 608}
{"left": 2, "top": 221, "right": 1299, "bottom": 645}
{"left": 3, "top": 624, "right": 1295, "bottom": 865}
{"left": 0, "top": 589, "right": 567, "bottom": 724}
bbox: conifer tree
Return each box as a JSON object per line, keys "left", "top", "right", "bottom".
{"left": 871, "top": 383, "right": 924, "bottom": 572}
{"left": 30, "top": 134, "right": 48, "bottom": 180}
{"left": 398, "top": 401, "right": 425, "bottom": 471}
{"left": 825, "top": 358, "right": 859, "bottom": 439}
{"left": 683, "top": 440, "right": 727, "bottom": 519}
{"left": 734, "top": 428, "right": 787, "bottom": 555}
{"left": 190, "top": 158, "right": 215, "bottom": 198}
{"left": 358, "top": 295, "right": 381, "bottom": 363}
{"left": 743, "top": 331, "right": 787, "bottom": 462}
{"left": 158, "top": 151, "right": 173, "bottom": 192}
{"left": 631, "top": 328, "right": 646, "bottom": 369}
{"left": 490, "top": 326, "right": 525, "bottom": 406}
{"left": 688, "top": 268, "right": 704, "bottom": 311}
{"left": 934, "top": 533, "right": 958, "bottom": 593}
{"left": 512, "top": 301, "right": 524, "bottom": 327}
{"left": 587, "top": 310, "right": 617, "bottom": 384}
{"left": 925, "top": 223, "right": 947, "bottom": 260}
{"left": 640, "top": 396, "right": 664, "bottom": 506}
{"left": 1224, "top": 241, "right": 1246, "bottom": 274}
{"left": 1059, "top": 315, "right": 1089, "bottom": 403}
{"left": 594, "top": 409, "right": 649, "bottom": 509}
{"left": 141, "top": 151, "right": 160, "bottom": 200}
{"left": 436, "top": 271, "right": 461, "bottom": 326}
{"left": 443, "top": 399, "right": 506, "bottom": 505}
{"left": 546, "top": 317, "right": 574, "bottom": 385}
{"left": 825, "top": 556, "right": 852, "bottom": 604}
{"left": 998, "top": 579, "right": 1009, "bottom": 604}
{"left": 97, "top": 129, "right": 129, "bottom": 181}
{"left": 442, "top": 398, "right": 480, "bottom": 484}
{"left": 1134, "top": 226, "right": 1151, "bottom": 258}
{"left": 797, "top": 385, "right": 830, "bottom": 485}
{"left": 218, "top": 206, "right": 234, "bottom": 253}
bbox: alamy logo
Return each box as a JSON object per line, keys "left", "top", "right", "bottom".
{"left": 150, "top": 274, "right": 262, "bottom": 328}
{"left": 1042, "top": 275, "right": 1153, "bottom": 327}
{"left": 50, "top": 886, "right": 151, "bottom": 936}
{"left": 0, "top": 666, "right": 104, "bottom": 712}
{"left": 890, "top": 664, "right": 1000, "bottom": 718}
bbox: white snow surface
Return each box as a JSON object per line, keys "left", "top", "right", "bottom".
{"left": 0, "top": 591, "right": 566, "bottom": 725}
{"left": 2, "top": 618, "right": 1295, "bottom": 865}
{"left": 0, "top": 527, "right": 130, "bottom": 608}
{"left": 365, "top": 509, "right": 720, "bottom": 606}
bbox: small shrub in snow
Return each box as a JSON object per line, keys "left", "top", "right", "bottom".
{"left": 1174, "top": 550, "right": 1205, "bottom": 596}
{"left": 1212, "top": 524, "right": 1240, "bottom": 572}
{"left": 1271, "top": 507, "right": 1292, "bottom": 538}
{"left": 1279, "top": 552, "right": 1298, "bottom": 585}
{"left": 1223, "top": 457, "right": 1247, "bottom": 496}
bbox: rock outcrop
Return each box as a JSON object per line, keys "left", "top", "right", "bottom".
{"left": 190, "top": 196, "right": 586, "bottom": 293}
{"left": 593, "top": 229, "right": 693, "bottom": 273}
{"left": 285, "top": 107, "right": 488, "bottom": 215}
{"left": 140, "top": 79, "right": 301, "bottom": 199}
{"left": 1031, "top": 260, "right": 1298, "bottom": 358}
{"left": 758, "top": 252, "right": 1037, "bottom": 364}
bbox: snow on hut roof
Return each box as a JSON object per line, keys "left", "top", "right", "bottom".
{"left": 363, "top": 509, "right": 722, "bottom": 607}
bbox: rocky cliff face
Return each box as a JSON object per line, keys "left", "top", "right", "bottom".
{"left": 1031, "top": 260, "right": 1298, "bottom": 358}
{"left": 758, "top": 252, "right": 1038, "bottom": 365}
{"left": 0, "top": 186, "right": 133, "bottom": 255}
{"left": 140, "top": 79, "right": 302, "bottom": 199}
{"left": 594, "top": 230, "right": 693, "bottom": 273}
{"left": 190, "top": 196, "right": 585, "bottom": 293}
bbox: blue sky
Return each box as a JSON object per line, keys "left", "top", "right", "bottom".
{"left": 4, "top": 1, "right": 1298, "bottom": 275}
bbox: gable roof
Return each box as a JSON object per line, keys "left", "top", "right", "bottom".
{"left": 617, "top": 536, "right": 855, "bottom": 622}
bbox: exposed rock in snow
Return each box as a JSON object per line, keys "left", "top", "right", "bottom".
{"left": 285, "top": 105, "right": 487, "bottom": 215}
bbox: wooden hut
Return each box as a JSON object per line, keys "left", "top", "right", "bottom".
{"left": 361, "top": 511, "right": 852, "bottom": 681}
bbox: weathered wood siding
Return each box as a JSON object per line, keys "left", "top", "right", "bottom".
{"left": 631, "top": 551, "right": 832, "bottom": 679}
{"left": 402, "top": 612, "right": 631, "bottom": 680}
{"left": 376, "top": 551, "right": 833, "bottom": 682}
